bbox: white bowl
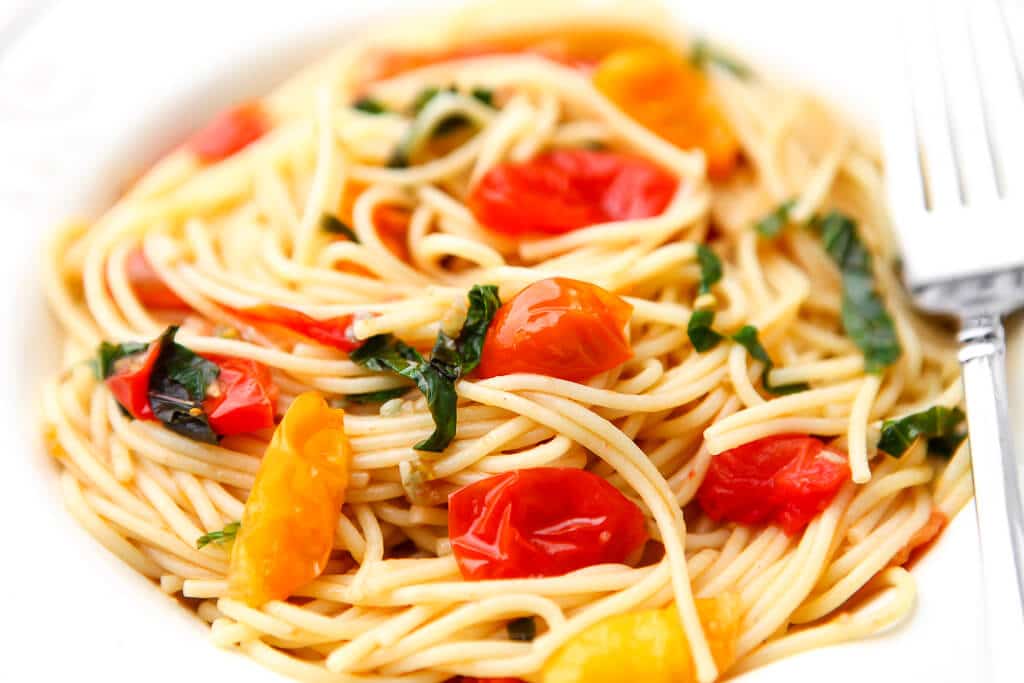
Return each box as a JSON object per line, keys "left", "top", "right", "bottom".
{"left": 0, "top": 1, "right": 992, "bottom": 681}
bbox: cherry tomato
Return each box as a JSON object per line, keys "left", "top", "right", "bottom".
{"left": 696, "top": 435, "right": 850, "bottom": 535}
{"left": 236, "top": 305, "right": 360, "bottom": 352}
{"left": 203, "top": 356, "right": 279, "bottom": 436}
{"left": 594, "top": 47, "right": 740, "bottom": 180}
{"left": 455, "top": 678, "right": 524, "bottom": 683}
{"left": 469, "top": 149, "right": 676, "bottom": 236}
{"left": 477, "top": 278, "right": 633, "bottom": 382}
{"left": 373, "top": 204, "right": 411, "bottom": 262}
{"left": 229, "top": 392, "right": 351, "bottom": 606}
{"left": 105, "top": 341, "right": 164, "bottom": 420}
{"left": 448, "top": 468, "right": 648, "bottom": 580}
{"left": 187, "top": 101, "right": 268, "bottom": 163}
{"left": 125, "top": 247, "right": 188, "bottom": 310}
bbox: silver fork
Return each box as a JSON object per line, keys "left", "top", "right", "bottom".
{"left": 883, "top": 0, "right": 1024, "bottom": 679}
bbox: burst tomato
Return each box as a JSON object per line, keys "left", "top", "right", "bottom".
{"left": 594, "top": 47, "right": 740, "bottom": 180}
{"left": 187, "top": 101, "right": 268, "bottom": 163}
{"left": 105, "top": 341, "right": 164, "bottom": 420}
{"left": 235, "top": 305, "right": 360, "bottom": 352}
{"left": 448, "top": 468, "right": 648, "bottom": 580}
{"left": 468, "top": 149, "right": 676, "bottom": 236}
{"left": 125, "top": 247, "right": 188, "bottom": 310}
{"left": 476, "top": 278, "right": 632, "bottom": 382}
{"left": 202, "top": 357, "right": 279, "bottom": 436}
{"left": 696, "top": 435, "right": 850, "bottom": 534}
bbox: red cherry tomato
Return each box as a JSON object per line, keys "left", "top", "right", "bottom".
{"left": 696, "top": 435, "right": 851, "bottom": 535}
{"left": 455, "top": 678, "right": 525, "bottom": 683}
{"left": 125, "top": 247, "right": 188, "bottom": 310}
{"left": 468, "top": 149, "right": 676, "bottom": 236}
{"left": 477, "top": 278, "right": 633, "bottom": 382}
{"left": 187, "top": 102, "right": 268, "bottom": 163}
{"left": 235, "top": 305, "right": 360, "bottom": 352}
{"left": 105, "top": 341, "right": 164, "bottom": 420}
{"left": 448, "top": 468, "right": 648, "bottom": 580}
{"left": 203, "top": 356, "right": 279, "bottom": 436}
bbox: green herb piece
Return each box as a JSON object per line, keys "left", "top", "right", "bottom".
{"left": 351, "top": 285, "right": 501, "bottom": 452}
{"left": 197, "top": 521, "right": 240, "bottom": 549}
{"left": 731, "top": 325, "right": 809, "bottom": 396}
{"left": 507, "top": 616, "right": 537, "bottom": 642}
{"left": 696, "top": 244, "right": 722, "bottom": 295}
{"left": 470, "top": 87, "right": 495, "bottom": 107}
{"left": 148, "top": 326, "right": 220, "bottom": 444}
{"left": 813, "top": 211, "right": 901, "bottom": 373}
{"left": 690, "top": 39, "right": 751, "bottom": 79}
{"left": 92, "top": 341, "right": 148, "bottom": 380}
{"left": 411, "top": 86, "right": 444, "bottom": 114}
{"left": 321, "top": 213, "right": 360, "bottom": 242}
{"left": 389, "top": 88, "right": 492, "bottom": 169}
{"left": 346, "top": 387, "right": 409, "bottom": 404}
{"left": 878, "top": 406, "right": 967, "bottom": 458}
{"left": 754, "top": 199, "right": 797, "bottom": 238}
{"left": 352, "top": 97, "right": 387, "bottom": 114}
{"left": 688, "top": 309, "right": 723, "bottom": 352}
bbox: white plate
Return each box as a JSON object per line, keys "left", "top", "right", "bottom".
{"left": 0, "top": 1, "right": 997, "bottom": 681}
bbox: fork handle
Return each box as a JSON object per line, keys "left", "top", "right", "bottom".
{"left": 959, "top": 313, "right": 1024, "bottom": 682}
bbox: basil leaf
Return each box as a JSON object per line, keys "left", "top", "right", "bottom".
{"left": 321, "top": 213, "right": 360, "bottom": 242}
{"left": 471, "top": 87, "right": 495, "bottom": 107}
{"left": 754, "top": 199, "right": 797, "bottom": 238}
{"left": 696, "top": 244, "right": 722, "bottom": 295}
{"left": 345, "top": 387, "right": 409, "bottom": 404}
{"left": 159, "top": 338, "right": 220, "bottom": 399}
{"left": 690, "top": 39, "right": 752, "bottom": 79}
{"left": 731, "top": 325, "right": 809, "bottom": 396}
{"left": 411, "top": 86, "right": 445, "bottom": 114}
{"left": 688, "top": 309, "right": 723, "bottom": 352}
{"left": 507, "top": 617, "right": 537, "bottom": 642}
{"left": 197, "top": 521, "right": 240, "bottom": 549}
{"left": 878, "top": 406, "right": 967, "bottom": 458}
{"left": 148, "top": 326, "right": 220, "bottom": 444}
{"left": 352, "top": 97, "right": 387, "bottom": 115}
{"left": 148, "top": 384, "right": 218, "bottom": 444}
{"left": 449, "top": 284, "right": 501, "bottom": 373}
{"left": 93, "top": 341, "right": 148, "bottom": 380}
{"left": 813, "top": 211, "right": 901, "bottom": 373}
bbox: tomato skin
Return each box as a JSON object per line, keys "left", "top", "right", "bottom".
{"left": 696, "top": 435, "right": 850, "bottom": 535}
{"left": 187, "top": 101, "right": 268, "bottom": 163}
{"left": 105, "top": 341, "right": 164, "bottom": 420}
{"left": 477, "top": 278, "right": 633, "bottom": 382}
{"left": 203, "top": 357, "right": 279, "bottom": 436}
{"left": 456, "top": 678, "right": 524, "bottom": 683}
{"left": 469, "top": 150, "right": 676, "bottom": 237}
{"left": 125, "top": 247, "right": 188, "bottom": 310}
{"left": 448, "top": 468, "right": 648, "bottom": 580}
{"left": 237, "top": 305, "right": 360, "bottom": 352}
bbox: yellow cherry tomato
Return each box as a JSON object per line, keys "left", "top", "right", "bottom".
{"left": 542, "top": 594, "right": 742, "bottom": 683}
{"left": 594, "top": 47, "right": 741, "bottom": 180}
{"left": 228, "top": 392, "right": 351, "bottom": 606}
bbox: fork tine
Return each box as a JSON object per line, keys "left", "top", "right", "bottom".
{"left": 970, "top": 0, "right": 1024, "bottom": 196}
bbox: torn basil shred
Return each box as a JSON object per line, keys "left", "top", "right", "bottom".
{"left": 688, "top": 309, "right": 723, "bottom": 352}
{"left": 92, "top": 341, "right": 149, "bottom": 380}
{"left": 754, "top": 198, "right": 796, "bottom": 238}
{"left": 690, "top": 38, "right": 752, "bottom": 79}
{"left": 321, "top": 213, "right": 360, "bottom": 242}
{"left": 507, "top": 616, "right": 537, "bottom": 642}
{"left": 352, "top": 97, "right": 387, "bottom": 114}
{"left": 696, "top": 244, "right": 722, "bottom": 295}
{"left": 731, "top": 325, "right": 809, "bottom": 396}
{"left": 878, "top": 406, "right": 967, "bottom": 458}
{"left": 147, "top": 327, "right": 221, "bottom": 444}
{"left": 196, "top": 521, "right": 240, "bottom": 549}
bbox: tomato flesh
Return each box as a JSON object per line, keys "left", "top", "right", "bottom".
{"left": 237, "top": 305, "right": 360, "bottom": 352}
{"left": 477, "top": 278, "right": 632, "bottom": 382}
{"left": 125, "top": 247, "right": 188, "bottom": 310}
{"left": 448, "top": 468, "right": 648, "bottom": 580}
{"left": 105, "top": 341, "right": 164, "bottom": 420}
{"left": 203, "top": 356, "right": 279, "bottom": 436}
{"left": 696, "top": 435, "right": 850, "bottom": 535}
{"left": 469, "top": 150, "right": 676, "bottom": 237}
{"left": 187, "top": 101, "right": 268, "bottom": 163}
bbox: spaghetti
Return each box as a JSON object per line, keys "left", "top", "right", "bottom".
{"left": 41, "top": 2, "right": 971, "bottom": 682}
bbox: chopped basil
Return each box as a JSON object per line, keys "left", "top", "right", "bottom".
{"left": 411, "top": 86, "right": 448, "bottom": 114}
{"left": 92, "top": 341, "right": 148, "bottom": 380}
{"left": 878, "top": 406, "right": 967, "bottom": 458}
{"left": 470, "top": 87, "right": 495, "bottom": 107}
{"left": 196, "top": 521, "right": 240, "bottom": 549}
{"left": 690, "top": 39, "right": 752, "bottom": 79}
{"left": 148, "top": 326, "right": 220, "bottom": 444}
{"left": 688, "top": 309, "right": 723, "bottom": 352}
{"left": 345, "top": 387, "right": 409, "bottom": 404}
{"left": 754, "top": 199, "right": 797, "bottom": 238}
{"left": 321, "top": 213, "right": 360, "bottom": 242}
{"left": 507, "top": 616, "right": 537, "bottom": 642}
{"left": 351, "top": 285, "right": 500, "bottom": 452}
{"left": 731, "top": 325, "right": 809, "bottom": 396}
{"left": 352, "top": 97, "right": 387, "bottom": 114}
{"left": 389, "top": 89, "right": 495, "bottom": 169}
{"left": 696, "top": 244, "right": 722, "bottom": 295}
{"left": 812, "top": 211, "right": 901, "bottom": 373}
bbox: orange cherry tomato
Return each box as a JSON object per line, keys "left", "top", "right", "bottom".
{"left": 594, "top": 47, "right": 740, "bottom": 180}
{"left": 696, "top": 435, "right": 850, "bottom": 534}
{"left": 202, "top": 356, "right": 279, "bottom": 436}
{"left": 125, "top": 247, "right": 188, "bottom": 310}
{"left": 449, "top": 468, "right": 648, "bottom": 580}
{"left": 477, "top": 278, "right": 633, "bottom": 382}
{"left": 235, "top": 305, "right": 360, "bottom": 352}
{"left": 469, "top": 149, "right": 676, "bottom": 237}
{"left": 373, "top": 204, "right": 412, "bottom": 262}
{"left": 187, "top": 101, "right": 268, "bottom": 163}
{"left": 228, "top": 392, "right": 351, "bottom": 606}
